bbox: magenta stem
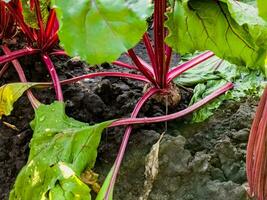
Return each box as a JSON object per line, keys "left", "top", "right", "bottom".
{"left": 128, "top": 49, "right": 158, "bottom": 86}
{"left": 5, "top": 2, "right": 35, "bottom": 41}
{"left": 49, "top": 50, "right": 68, "bottom": 56}
{"left": 154, "top": 0, "right": 166, "bottom": 87}
{"left": 167, "top": 51, "right": 215, "bottom": 83}
{"left": 0, "top": 48, "right": 40, "bottom": 65}
{"left": 110, "top": 82, "right": 233, "bottom": 127}
{"left": 1, "top": 45, "right": 39, "bottom": 108}
{"left": 41, "top": 54, "right": 64, "bottom": 101}
{"left": 143, "top": 33, "right": 157, "bottom": 76}
{"left": 0, "top": 63, "right": 10, "bottom": 78}
{"left": 137, "top": 56, "right": 155, "bottom": 76}
{"left": 127, "top": 50, "right": 154, "bottom": 75}
{"left": 112, "top": 61, "right": 138, "bottom": 70}
{"left": 34, "top": 0, "right": 45, "bottom": 46}
{"left": 246, "top": 87, "right": 267, "bottom": 195}
{"left": 104, "top": 87, "right": 161, "bottom": 199}
{"left": 42, "top": 34, "right": 59, "bottom": 51}
{"left": 45, "top": 9, "right": 56, "bottom": 38}
{"left": 23, "top": 72, "right": 150, "bottom": 88}
{"left": 60, "top": 72, "right": 150, "bottom": 85}
{"left": 165, "top": 45, "right": 172, "bottom": 71}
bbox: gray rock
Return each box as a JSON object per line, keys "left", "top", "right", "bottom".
{"left": 232, "top": 129, "right": 250, "bottom": 141}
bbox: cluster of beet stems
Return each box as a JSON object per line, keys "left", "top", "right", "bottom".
{"left": 1, "top": 0, "right": 266, "bottom": 200}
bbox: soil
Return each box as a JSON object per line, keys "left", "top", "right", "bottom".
{"left": 0, "top": 39, "right": 255, "bottom": 200}
{"left": 105, "top": 99, "right": 256, "bottom": 200}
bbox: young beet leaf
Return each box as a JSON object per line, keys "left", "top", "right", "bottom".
{"left": 0, "top": 0, "right": 64, "bottom": 102}
{"left": 0, "top": 1, "right": 18, "bottom": 40}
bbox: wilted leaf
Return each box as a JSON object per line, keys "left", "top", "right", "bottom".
{"left": 166, "top": 0, "right": 267, "bottom": 70}
{"left": 9, "top": 102, "right": 112, "bottom": 200}
{"left": 0, "top": 83, "right": 37, "bottom": 119}
{"left": 81, "top": 169, "right": 101, "bottom": 193}
{"left": 139, "top": 133, "right": 164, "bottom": 200}
{"left": 52, "top": 0, "right": 152, "bottom": 64}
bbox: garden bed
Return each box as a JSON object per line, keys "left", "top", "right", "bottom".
{"left": 0, "top": 54, "right": 254, "bottom": 199}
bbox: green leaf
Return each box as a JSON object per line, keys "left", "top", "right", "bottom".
{"left": 175, "top": 55, "right": 265, "bottom": 122}
{"left": 0, "top": 83, "right": 37, "bottom": 119}
{"left": 257, "top": 0, "right": 267, "bottom": 21}
{"left": 21, "top": 0, "right": 51, "bottom": 29}
{"left": 166, "top": 0, "right": 267, "bottom": 70}
{"left": 9, "top": 102, "right": 113, "bottom": 200}
{"left": 52, "top": 0, "right": 152, "bottom": 64}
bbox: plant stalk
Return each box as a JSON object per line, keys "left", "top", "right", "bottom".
{"left": 104, "top": 87, "right": 161, "bottom": 200}
{"left": 1, "top": 45, "right": 40, "bottom": 108}
{"left": 112, "top": 61, "right": 138, "bottom": 70}
{"left": 143, "top": 33, "right": 157, "bottom": 74}
{"left": 0, "top": 48, "right": 40, "bottom": 65}
{"left": 41, "top": 54, "right": 64, "bottom": 101}
{"left": 60, "top": 72, "right": 150, "bottom": 85}
{"left": 110, "top": 82, "right": 233, "bottom": 127}
{"left": 154, "top": 0, "right": 167, "bottom": 87}
{"left": 33, "top": 0, "right": 45, "bottom": 46}
{"left": 167, "top": 51, "right": 215, "bottom": 83}
{"left": 128, "top": 49, "right": 158, "bottom": 86}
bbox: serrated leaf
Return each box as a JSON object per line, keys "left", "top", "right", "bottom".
{"left": 166, "top": 0, "right": 267, "bottom": 70}
{"left": 52, "top": 0, "right": 152, "bottom": 64}
{"left": 0, "top": 83, "right": 37, "bottom": 119}
{"left": 21, "top": 0, "right": 51, "bottom": 29}
{"left": 9, "top": 102, "right": 113, "bottom": 200}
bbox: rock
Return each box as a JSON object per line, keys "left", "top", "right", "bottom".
{"left": 110, "top": 133, "right": 248, "bottom": 200}
{"left": 214, "top": 137, "right": 246, "bottom": 184}
{"left": 232, "top": 129, "right": 250, "bottom": 141}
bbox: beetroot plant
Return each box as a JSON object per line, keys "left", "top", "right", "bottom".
{"left": 52, "top": 0, "right": 267, "bottom": 198}
{"left": 0, "top": 0, "right": 64, "bottom": 103}
{"left": 1, "top": 0, "right": 267, "bottom": 200}
{"left": 0, "top": 0, "right": 18, "bottom": 40}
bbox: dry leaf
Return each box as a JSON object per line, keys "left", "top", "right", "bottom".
{"left": 139, "top": 133, "right": 164, "bottom": 200}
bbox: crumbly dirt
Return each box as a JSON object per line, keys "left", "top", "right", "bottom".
{"left": 0, "top": 37, "right": 255, "bottom": 200}
{"left": 102, "top": 99, "right": 256, "bottom": 200}
{"left": 0, "top": 52, "right": 189, "bottom": 200}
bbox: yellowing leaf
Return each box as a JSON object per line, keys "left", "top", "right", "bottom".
{"left": 0, "top": 83, "right": 37, "bottom": 119}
